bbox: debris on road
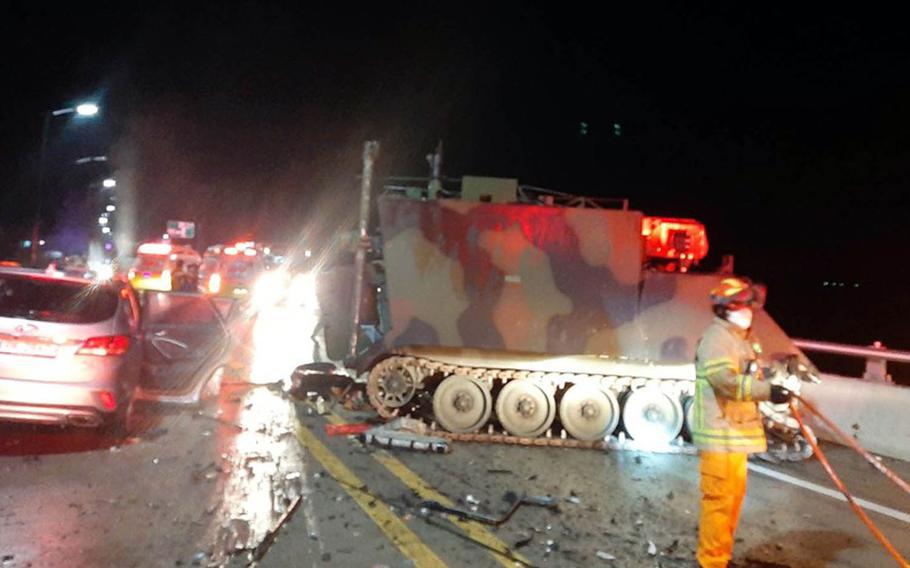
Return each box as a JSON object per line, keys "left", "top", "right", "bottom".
{"left": 325, "top": 422, "right": 373, "bottom": 436}
{"left": 419, "top": 494, "right": 557, "bottom": 526}
{"left": 596, "top": 550, "right": 616, "bottom": 561}
{"left": 191, "top": 462, "right": 223, "bottom": 483}
{"left": 647, "top": 540, "right": 657, "bottom": 556}
{"left": 249, "top": 495, "right": 304, "bottom": 563}
{"left": 361, "top": 426, "right": 449, "bottom": 453}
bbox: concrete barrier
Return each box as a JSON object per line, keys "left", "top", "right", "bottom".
{"left": 802, "top": 373, "right": 910, "bottom": 462}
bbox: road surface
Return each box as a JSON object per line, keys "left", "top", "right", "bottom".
{"left": 1, "top": 301, "right": 908, "bottom": 567}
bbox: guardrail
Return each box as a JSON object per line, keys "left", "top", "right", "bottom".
{"left": 793, "top": 338, "right": 910, "bottom": 383}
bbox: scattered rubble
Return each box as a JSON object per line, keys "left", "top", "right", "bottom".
{"left": 420, "top": 494, "right": 557, "bottom": 526}
{"left": 361, "top": 424, "right": 449, "bottom": 453}
{"left": 514, "top": 534, "right": 534, "bottom": 548}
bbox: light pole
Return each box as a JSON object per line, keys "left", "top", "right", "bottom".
{"left": 30, "top": 102, "right": 100, "bottom": 266}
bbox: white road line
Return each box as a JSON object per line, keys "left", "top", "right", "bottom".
{"left": 749, "top": 462, "right": 910, "bottom": 525}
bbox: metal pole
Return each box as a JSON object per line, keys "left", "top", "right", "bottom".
{"left": 30, "top": 111, "right": 52, "bottom": 267}
{"left": 426, "top": 140, "right": 443, "bottom": 199}
{"left": 349, "top": 141, "right": 380, "bottom": 358}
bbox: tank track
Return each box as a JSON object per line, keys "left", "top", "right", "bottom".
{"left": 366, "top": 354, "right": 813, "bottom": 460}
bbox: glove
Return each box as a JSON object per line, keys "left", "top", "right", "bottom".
{"left": 770, "top": 383, "right": 793, "bottom": 404}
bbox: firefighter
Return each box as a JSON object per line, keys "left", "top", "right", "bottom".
{"left": 693, "top": 277, "right": 794, "bottom": 568}
{"left": 171, "top": 259, "right": 188, "bottom": 292}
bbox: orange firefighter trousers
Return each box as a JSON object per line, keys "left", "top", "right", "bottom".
{"left": 697, "top": 451, "right": 748, "bottom": 568}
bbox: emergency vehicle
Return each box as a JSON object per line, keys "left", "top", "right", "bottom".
{"left": 128, "top": 242, "right": 202, "bottom": 292}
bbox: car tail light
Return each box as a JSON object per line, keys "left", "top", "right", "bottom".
{"left": 98, "top": 391, "right": 117, "bottom": 410}
{"left": 77, "top": 335, "right": 130, "bottom": 356}
{"left": 208, "top": 273, "right": 222, "bottom": 294}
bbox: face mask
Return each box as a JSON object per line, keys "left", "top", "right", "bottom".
{"left": 726, "top": 307, "right": 753, "bottom": 330}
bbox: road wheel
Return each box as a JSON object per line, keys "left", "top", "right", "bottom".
{"left": 102, "top": 393, "right": 136, "bottom": 439}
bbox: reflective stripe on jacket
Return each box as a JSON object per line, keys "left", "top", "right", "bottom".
{"left": 692, "top": 318, "right": 771, "bottom": 454}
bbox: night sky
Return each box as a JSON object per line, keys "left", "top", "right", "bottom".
{"left": 2, "top": 3, "right": 909, "bottom": 348}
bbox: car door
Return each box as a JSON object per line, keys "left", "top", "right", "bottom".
{"left": 138, "top": 291, "right": 232, "bottom": 399}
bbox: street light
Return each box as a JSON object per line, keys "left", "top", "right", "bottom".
{"left": 75, "top": 103, "right": 100, "bottom": 116}
{"left": 74, "top": 155, "right": 107, "bottom": 165}
{"left": 30, "top": 101, "right": 101, "bottom": 266}
{"left": 102, "top": 178, "right": 116, "bottom": 188}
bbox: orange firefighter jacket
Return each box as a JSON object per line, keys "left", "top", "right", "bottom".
{"left": 692, "top": 317, "right": 772, "bottom": 454}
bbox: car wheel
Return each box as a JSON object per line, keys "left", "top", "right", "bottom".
{"left": 102, "top": 393, "right": 136, "bottom": 439}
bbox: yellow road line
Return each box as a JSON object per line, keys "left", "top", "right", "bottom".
{"left": 321, "top": 410, "right": 529, "bottom": 568}
{"left": 293, "top": 423, "right": 448, "bottom": 568}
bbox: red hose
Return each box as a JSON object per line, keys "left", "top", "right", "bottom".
{"left": 789, "top": 401, "right": 910, "bottom": 568}
{"left": 794, "top": 393, "right": 910, "bottom": 498}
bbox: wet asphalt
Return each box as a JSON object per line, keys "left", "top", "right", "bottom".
{"left": 1, "top": 302, "right": 909, "bottom": 568}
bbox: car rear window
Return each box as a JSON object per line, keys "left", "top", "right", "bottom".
{"left": 0, "top": 275, "right": 119, "bottom": 324}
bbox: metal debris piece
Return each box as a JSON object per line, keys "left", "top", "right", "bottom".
{"left": 596, "top": 551, "right": 616, "bottom": 561}
{"left": 514, "top": 534, "right": 534, "bottom": 548}
{"left": 419, "top": 494, "right": 557, "bottom": 526}
{"left": 325, "top": 422, "right": 373, "bottom": 436}
{"left": 465, "top": 495, "right": 480, "bottom": 505}
{"left": 647, "top": 541, "right": 657, "bottom": 556}
{"left": 566, "top": 496, "right": 581, "bottom": 504}
{"left": 249, "top": 495, "right": 304, "bottom": 563}
{"left": 191, "top": 462, "right": 223, "bottom": 483}
{"left": 362, "top": 429, "right": 449, "bottom": 453}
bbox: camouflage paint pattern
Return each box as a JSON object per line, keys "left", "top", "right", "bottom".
{"left": 376, "top": 194, "right": 799, "bottom": 366}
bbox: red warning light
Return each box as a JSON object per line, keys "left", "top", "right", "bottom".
{"left": 641, "top": 217, "right": 709, "bottom": 269}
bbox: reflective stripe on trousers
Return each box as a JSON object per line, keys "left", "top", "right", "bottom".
{"left": 697, "top": 451, "right": 748, "bottom": 568}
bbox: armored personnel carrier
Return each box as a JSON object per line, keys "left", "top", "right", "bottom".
{"left": 339, "top": 144, "right": 809, "bottom": 455}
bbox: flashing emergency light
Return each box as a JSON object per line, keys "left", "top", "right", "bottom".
{"left": 641, "top": 217, "right": 708, "bottom": 265}
{"left": 137, "top": 243, "right": 172, "bottom": 255}
{"left": 208, "top": 273, "right": 222, "bottom": 294}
